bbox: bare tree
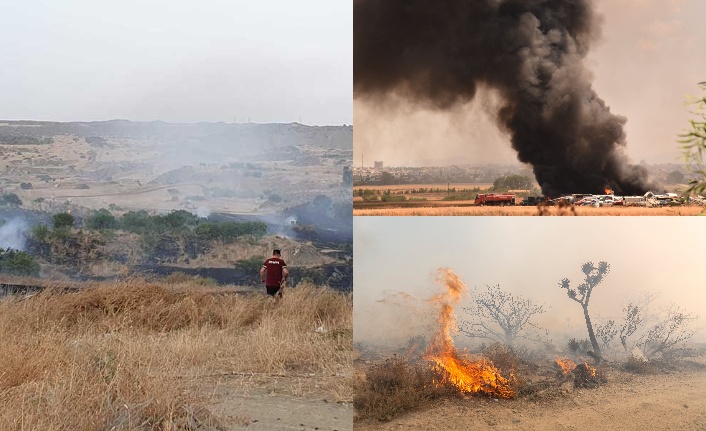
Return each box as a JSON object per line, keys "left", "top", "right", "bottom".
{"left": 640, "top": 306, "right": 698, "bottom": 359}
{"left": 596, "top": 319, "right": 617, "bottom": 350}
{"left": 559, "top": 261, "right": 610, "bottom": 362}
{"left": 617, "top": 291, "right": 660, "bottom": 353}
{"left": 619, "top": 304, "right": 642, "bottom": 352}
{"left": 459, "top": 284, "right": 546, "bottom": 348}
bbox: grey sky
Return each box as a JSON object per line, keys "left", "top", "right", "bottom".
{"left": 0, "top": 1, "right": 352, "bottom": 125}
{"left": 354, "top": 0, "right": 706, "bottom": 166}
{"left": 354, "top": 217, "right": 706, "bottom": 345}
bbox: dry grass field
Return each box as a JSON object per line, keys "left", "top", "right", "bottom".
{"left": 0, "top": 278, "right": 353, "bottom": 431}
{"left": 353, "top": 183, "right": 493, "bottom": 192}
{"left": 353, "top": 184, "right": 492, "bottom": 203}
{"left": 354, "top": 205, "right": 706, "bottom": 216}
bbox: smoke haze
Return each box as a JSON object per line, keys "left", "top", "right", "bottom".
{"left": 353, "top": 217, "right": 706, "bottom": 348}
{"left": 0, "top": 218, "right": 30, "bottom": 251}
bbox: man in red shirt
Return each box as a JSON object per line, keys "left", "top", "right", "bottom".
{"left": 260, "top": 249, "right": 289, "bottom": 297}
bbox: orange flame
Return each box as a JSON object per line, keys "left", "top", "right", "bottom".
{"left": 583, "top": 361, "right": 597, "bottom": 377}
{"left": 425, "top": 268, "right": 516, "bottom": 398}
{"left": 555, "top": 357, "right": 577, "bottom": 375}
{"left": 604, "top": 187, "right": 614, "bottom": 195}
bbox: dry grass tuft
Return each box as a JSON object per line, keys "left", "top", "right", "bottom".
{"left": 354, "top": 357, "right": 457, "bottom": 422}
{"left": 621, "top": 357, "right": 664, "bottom": 375}
{"left": 0, "top": 279, "right": 352, "bottom": 430}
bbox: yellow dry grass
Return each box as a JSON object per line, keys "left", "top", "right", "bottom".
{"left": 353, "top": 183, "right": 492, "bottom": 192}
{"left": 0, "top": 279, "right": 352, "bottom": 430}
{"left": 353, "top": 205, "right": 706, "bottom": 216}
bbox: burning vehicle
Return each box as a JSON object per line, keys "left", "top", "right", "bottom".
{"left": 521, "top": 196, "right": 549, "bottom": 206}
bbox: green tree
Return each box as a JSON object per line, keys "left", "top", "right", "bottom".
{"left": 0, "top": 192, "right": 22, "bottom": 207}
{"left": 120, "top": 210, "right": 154, "bottom": 233}
{"left": 680, "top": 82, "right": 706, "bottom": 195}
{"left": 558, "top": 261, "right": 610, "bottom": 363}
{"left": 53, "top": 212, "right": 75, "bottom": 229}
{"left": 492, "top": 175, "right": 533, "bottom": 191}
{"left": 86, "top": 208, "right": 118, "bottom": 230}
{"left": 379, "top": 171, "right": 395, "bottom": 185}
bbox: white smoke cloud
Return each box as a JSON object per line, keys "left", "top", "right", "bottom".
{"left": 195, "top": 207, "right": 211, "bottom": 219}
{"left": 0, "top": 218, "right": 30, "bottom": 251}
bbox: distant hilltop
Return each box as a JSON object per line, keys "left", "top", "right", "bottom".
{"left": 0, "top": 120, "right": 353, "bottom": 151}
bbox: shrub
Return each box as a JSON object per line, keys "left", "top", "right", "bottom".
{"left": 380, "top": 195, "right": 406, "bottom": 202}
{"left": 154, "top": 210, "right": 199, "bottom": 231}
{"left": 52, "top": 212, "right": 75, "bottom": 229}
{"left": 354, "top": 357, "right": 457, "bottom": 422}
{"left": 86, "top": 208, "right": 118, "bottom": 230}
{"left": 31, "top": 224, "right": 50, "bottom": 243}
{"left": 0, "top": 248, "right": 40, "bottom": 276}
{"left": 0, "top": 193, "right": 22, "bottom": 207}
{"left": 195, "top": 222, "right": 267, "bottom": 243}
{"left": 119, "top": 210, "right": 154, "bottom": 233}
{"left": 235, "top": 255, "right": 266, "bottom": 276}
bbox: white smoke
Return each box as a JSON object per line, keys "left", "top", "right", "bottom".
{"left": 195, "top": 207, "right": 211, "bottom": 219}
{"left": 0, "top": 218, "right": 30, "bottom": 251}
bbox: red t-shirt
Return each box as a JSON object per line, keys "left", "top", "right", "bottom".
{"left": 262, "top": 257, "right": 287, "bottom": 286}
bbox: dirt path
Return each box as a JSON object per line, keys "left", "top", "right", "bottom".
{"left": 356, "top": 369, "right": 706, "bottom": 431}
{"left": 199, "top": 376, "right": 353, "bottom": 431}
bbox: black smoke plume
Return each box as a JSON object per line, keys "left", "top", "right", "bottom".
{"left": 354, "top": 0, "right": 655, "bottom": 196}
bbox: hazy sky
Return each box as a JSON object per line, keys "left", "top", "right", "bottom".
{"left": 354, "top": 0, "right": 706, "bottom": 166}
{"left": 354, "top": 217, "right": 706, "bottom": 345}
{"left": 0, "top": 1, "right": 352, "bottom": 125}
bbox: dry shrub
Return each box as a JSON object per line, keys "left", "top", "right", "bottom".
{"left": 354, "top": 357, "right": 457, "bottom": 422}
{"left": 622, "top": 357, "right": 664, "bottom": 375}
{"left": 572, "top": 362, "right": 605, "bottom": 388}
{"left": 163, "top": 272, "right": 217, "bottom": 286}
{"left": 482, "top": 344, "right": 519, "bottom": 374}
{"left": 0, "top": 279, "right": 352, "bottom": 430}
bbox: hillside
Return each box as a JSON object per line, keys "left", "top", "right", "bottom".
{"left": 0, "top": 120, "right": 352, "bottom": 223}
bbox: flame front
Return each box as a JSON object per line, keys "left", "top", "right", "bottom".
{"left": 583, "top": 361, "right": 597, "bottom": 377}
{"left": 425, "top": 268, "right": 516, "bottom": 398}
{"left": 555, "top": 357, "right": 577, "bottom": 375}
{"left": 604, "top": 187, "right": 614, "bottom": 195}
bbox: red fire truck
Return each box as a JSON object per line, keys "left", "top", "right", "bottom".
{"left": 474, "top": 193, "right": 516, "bottom": 206}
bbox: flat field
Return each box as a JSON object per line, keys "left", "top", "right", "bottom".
{"left": 354, "top": 205, "right": 705, "bottom": 216}
{"left": 354, "top": 183, "right": 493, "bottom": 192}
